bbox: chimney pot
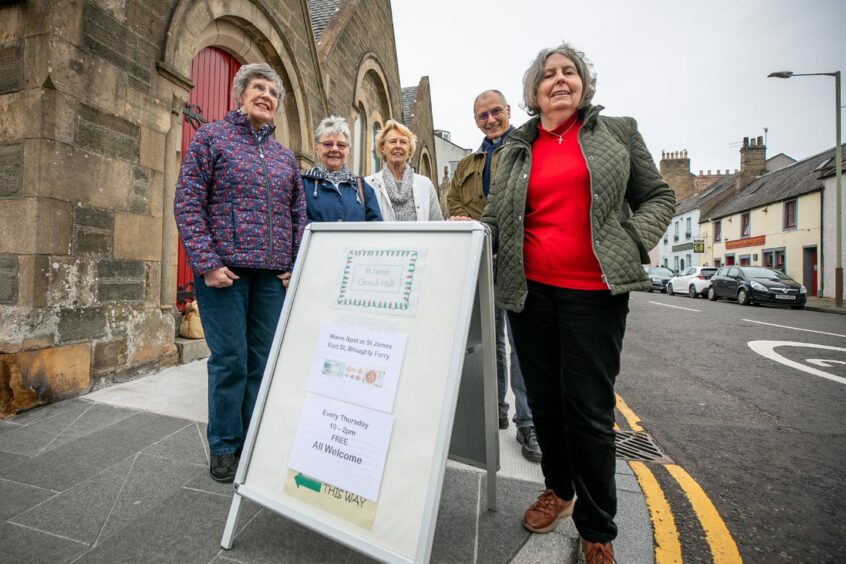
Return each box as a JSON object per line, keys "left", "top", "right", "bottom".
{"left": 707, "top": 169, "right": 711, "bottom": 175}
{"left": 743, "top": 137, "right": 749, "bottom": 147}
{"left": 757, "top": 136, "right": 764, "bottom": 146}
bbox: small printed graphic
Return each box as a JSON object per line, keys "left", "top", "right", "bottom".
{"left": 343, "top": 365, "right": 385, "bottom": 388}
{"left": 321, "top": 359, "right": 345, "bottom": 378}
{"left": 334, "top": 248, "right": 425, "bottom": 316}
{"left": 294, "top": 472, "right": 322, "bottom": 493}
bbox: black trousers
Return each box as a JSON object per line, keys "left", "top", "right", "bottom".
{"left": 508, "top": 281, "right": 629, "bottom": 543}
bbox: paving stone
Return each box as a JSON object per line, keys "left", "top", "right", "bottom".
{"left": 10, "top": 456, "right": 135, "bottom": 544}
{"left": 0, "top": 522, "right": 88, "bottom": 563}
{"left": 0, "top": 413, "right": 190, "bottom": 491}
{"left": 614, "top": 489, "right": 654, "bottom": 564}
{"left": 0, "top": 400, "right": 92, "bottom": 456}
{"left": 0, "top": 478, "right": 56, "bottom": 522}
{"left": 617, "top": 472, "right": 641, "bottom": 494}
{"left": 12, "top": 453, "right": 200, "bottom": 545}
{"left": 75, "top": 488, "right": 259, "bottom": 563}
{"left": 225, "top": 508, "right": 356, "bottom": 564}
{"left": 0, "top": 420, "right": 23, "bottom": 435}
{"left": 6, "top": 398, "right": 90, "bottom": 426}
{"left": 429, "top": 467, "right": 481, "bottom": 563}
{"left": 511, "top": 519, "right": 579, "bottom": 564}
{"left": 141, "top": 421, "right": 207, "bottom": 466}
{"left": 97, "top": 454, "right": 202, "bottom": 542}
{"left": 0, "top": 450, "right": 28, "bottom": 472}
{"left": 477, "top": 474, "right": 537, "bottom": 564}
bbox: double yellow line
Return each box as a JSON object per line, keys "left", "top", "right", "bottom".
{"left": 616, "top": 395, "right": 742, "bottom": 563}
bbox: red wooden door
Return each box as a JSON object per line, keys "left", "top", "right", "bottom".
{"left": 177, "top": 47, "right": 241, "bottom": 309}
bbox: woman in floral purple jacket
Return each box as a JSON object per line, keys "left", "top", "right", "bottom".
{"left": 175, "top": 63, "right": 306, "bottom": 483}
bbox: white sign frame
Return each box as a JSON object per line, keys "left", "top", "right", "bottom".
{"left": 220, "top": 222, "right": 497, "bottom": 563}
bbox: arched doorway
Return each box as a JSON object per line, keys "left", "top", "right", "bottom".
{"left": 176, "top": 46, "right": 242, "bottom": 310}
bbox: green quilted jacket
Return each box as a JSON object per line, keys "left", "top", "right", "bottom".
{"left": 480, "top": 105, "right": 675, "bottom": 311}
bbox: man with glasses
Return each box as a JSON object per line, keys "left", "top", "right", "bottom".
{"left": 447, "top": 90, "right": 540, "bottom": 462}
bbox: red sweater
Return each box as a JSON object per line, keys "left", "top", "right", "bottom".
{"left": 523, "top": 120, "right": 606, "bottom": 290}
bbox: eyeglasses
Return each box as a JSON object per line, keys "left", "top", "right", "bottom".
{"left": 320, "top": 141, "right": 349, "bottom": 150}
{"left": 475, "top": 107, "right": 505, "bottom": 122}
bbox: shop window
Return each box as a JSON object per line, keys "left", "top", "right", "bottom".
{"left": 762, "top": 249, "right": 785, "bottom": 272}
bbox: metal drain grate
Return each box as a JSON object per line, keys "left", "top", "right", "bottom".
{"left": 615, "top": 431, "right": 673, "bottom": 464}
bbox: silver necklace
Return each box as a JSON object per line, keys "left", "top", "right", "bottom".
{"left": 549, "top": 115, "right": 578, "bottom": 144}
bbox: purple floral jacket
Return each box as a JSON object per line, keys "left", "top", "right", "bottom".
{"left": 175, "top": 111, "right": 307, "bottom": 276}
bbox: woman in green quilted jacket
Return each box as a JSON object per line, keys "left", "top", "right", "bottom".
{"left": 480, "top": 42, "right": 674, "bottom": 564}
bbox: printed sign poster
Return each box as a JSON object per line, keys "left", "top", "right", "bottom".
{"left": 306, "top": 322, "right": 407, "bottom": 413}
{"left": 287, "top": 394, "right": 394, "bottom": 505}
{"left": 283, "top": 469, "right": 377, "bottom": 528}
{"left": 333, "top": 248, "right": 426, "bottom": 316}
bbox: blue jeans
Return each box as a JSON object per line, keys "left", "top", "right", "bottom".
{"left": 194, "top": 268, "right": 286, "bottom": 455}
{"left": 496, "top": 307, "right": 533, "bottom": 427}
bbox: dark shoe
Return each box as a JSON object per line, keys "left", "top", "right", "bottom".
{"left": 580, "top": 539, "right": 616, "bottom": 564}
{"left": 499, "top": 415, "right": 509, "bottom": 430}
{"left": 210, "top": 453, "right": 238, "bottom": 483}
{"left": 516, "top": 426, "right": 542, "bottom": 462}
{"left": 522, "top": 489, "right": 574, "bottom": 533}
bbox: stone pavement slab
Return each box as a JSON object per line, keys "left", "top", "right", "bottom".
{"left": 0, "top": 364, "right": 656, "bottom": 563}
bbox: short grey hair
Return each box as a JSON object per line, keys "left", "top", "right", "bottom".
{"left": 473, "top": 89, "right": 507, "bottom": 113}
{"left": 314, "top": 115, "right": 351, "bottom": 143}
{"left": 232, "top": 63, "right": 284, "bottom": 109}
{"left": 522, "top": 42, "right": 596, "bottom": 116}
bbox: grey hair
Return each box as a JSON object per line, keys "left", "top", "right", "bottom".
{"left": 473, "top": 89, "right": 508, "bottom": 113}
{"left": 314, "top": 115, "right": 351, "bottom": 143}
{"left": 522, "top": 42, "right": 596, "bottom": 116}
{"left": 232, "top": 63, "right": 284, "bottom": 109}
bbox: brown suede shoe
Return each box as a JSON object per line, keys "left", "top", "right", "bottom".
{"left": 581, "top": 539, "right": 616, "bottom": 564}
{"left": 522, "top": 489, "right": 574, "bottom": 533}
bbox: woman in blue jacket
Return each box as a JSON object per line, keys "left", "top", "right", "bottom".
{"left": 302, "top": 116, "right": 382, "bottom": 222}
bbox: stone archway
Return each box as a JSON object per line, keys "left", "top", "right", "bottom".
{"left": 418, "top": 146, "right": 433, "bottom": 180}
{"left": 156, "top": 0, "right": 312, "bottom": 306}
{"left": 353, "top": 54, "right": 393, "bottom": 176}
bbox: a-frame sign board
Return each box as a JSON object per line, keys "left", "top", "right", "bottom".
{"left": 220, "top": 222, "right": 498, "bottom": 563}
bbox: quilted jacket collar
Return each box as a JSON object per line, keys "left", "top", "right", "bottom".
{"left": 509, "top": 105, "right": 605, "bottom": 148}
{"left": 223, "top": 110, "right": 277, "bottom": 137}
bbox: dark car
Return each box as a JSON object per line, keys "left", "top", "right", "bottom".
{"left": 707, "top": 266, "right": 807, "bottom": 309}
{"left": 643, "top": 266, "right": 675, "bottom": 292}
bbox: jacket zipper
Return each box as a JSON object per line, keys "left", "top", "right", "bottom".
{"left": 254, "top": 132, "right": 274, "bottom": 266}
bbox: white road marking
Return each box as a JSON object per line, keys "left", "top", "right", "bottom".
{"left": 649, "top": 301, "right": 701, "bottom": 312}
{"left": 743, "top": 319, "right": 846, "bottom": 339}
{"left": 806, "top": 359, "right": 846, "bottom": 368}
{"left": 747, "top": 341, "right": 846, "bottom": 385}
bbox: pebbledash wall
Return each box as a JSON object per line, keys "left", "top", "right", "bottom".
{"left": 0, "top": 0, "right": 437, "bottom": 417}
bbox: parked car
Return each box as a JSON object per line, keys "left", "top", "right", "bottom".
{"left": 643, "top": 266, "right": 675, "bottom": 292}
{"left": 667, "top": 266, "right": 719, "bottom": 298}
{"left": 707, "top": 266, "right": 807, "bottom": 309}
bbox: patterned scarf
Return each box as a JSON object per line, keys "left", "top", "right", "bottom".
{"left": 305, "top": 164, "right": 358, "bottom": 188}
{"left": 382, "top": 164, "right": 417, "bottom": 221}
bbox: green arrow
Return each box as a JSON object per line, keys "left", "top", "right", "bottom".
{"left": 294, "top": 473, "right": 322, "bottom": 493}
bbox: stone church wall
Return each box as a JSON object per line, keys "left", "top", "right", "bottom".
{"left": 0, "top": 0, "right": 425, "bottom": 417}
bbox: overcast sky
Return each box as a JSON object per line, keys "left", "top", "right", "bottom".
{"left": 391, "top": 0, "right": 845, "bottom": 175}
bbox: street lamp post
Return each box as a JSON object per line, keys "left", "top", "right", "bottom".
{"left": 768, "top": 70, "right": 843, "bottom": 307}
